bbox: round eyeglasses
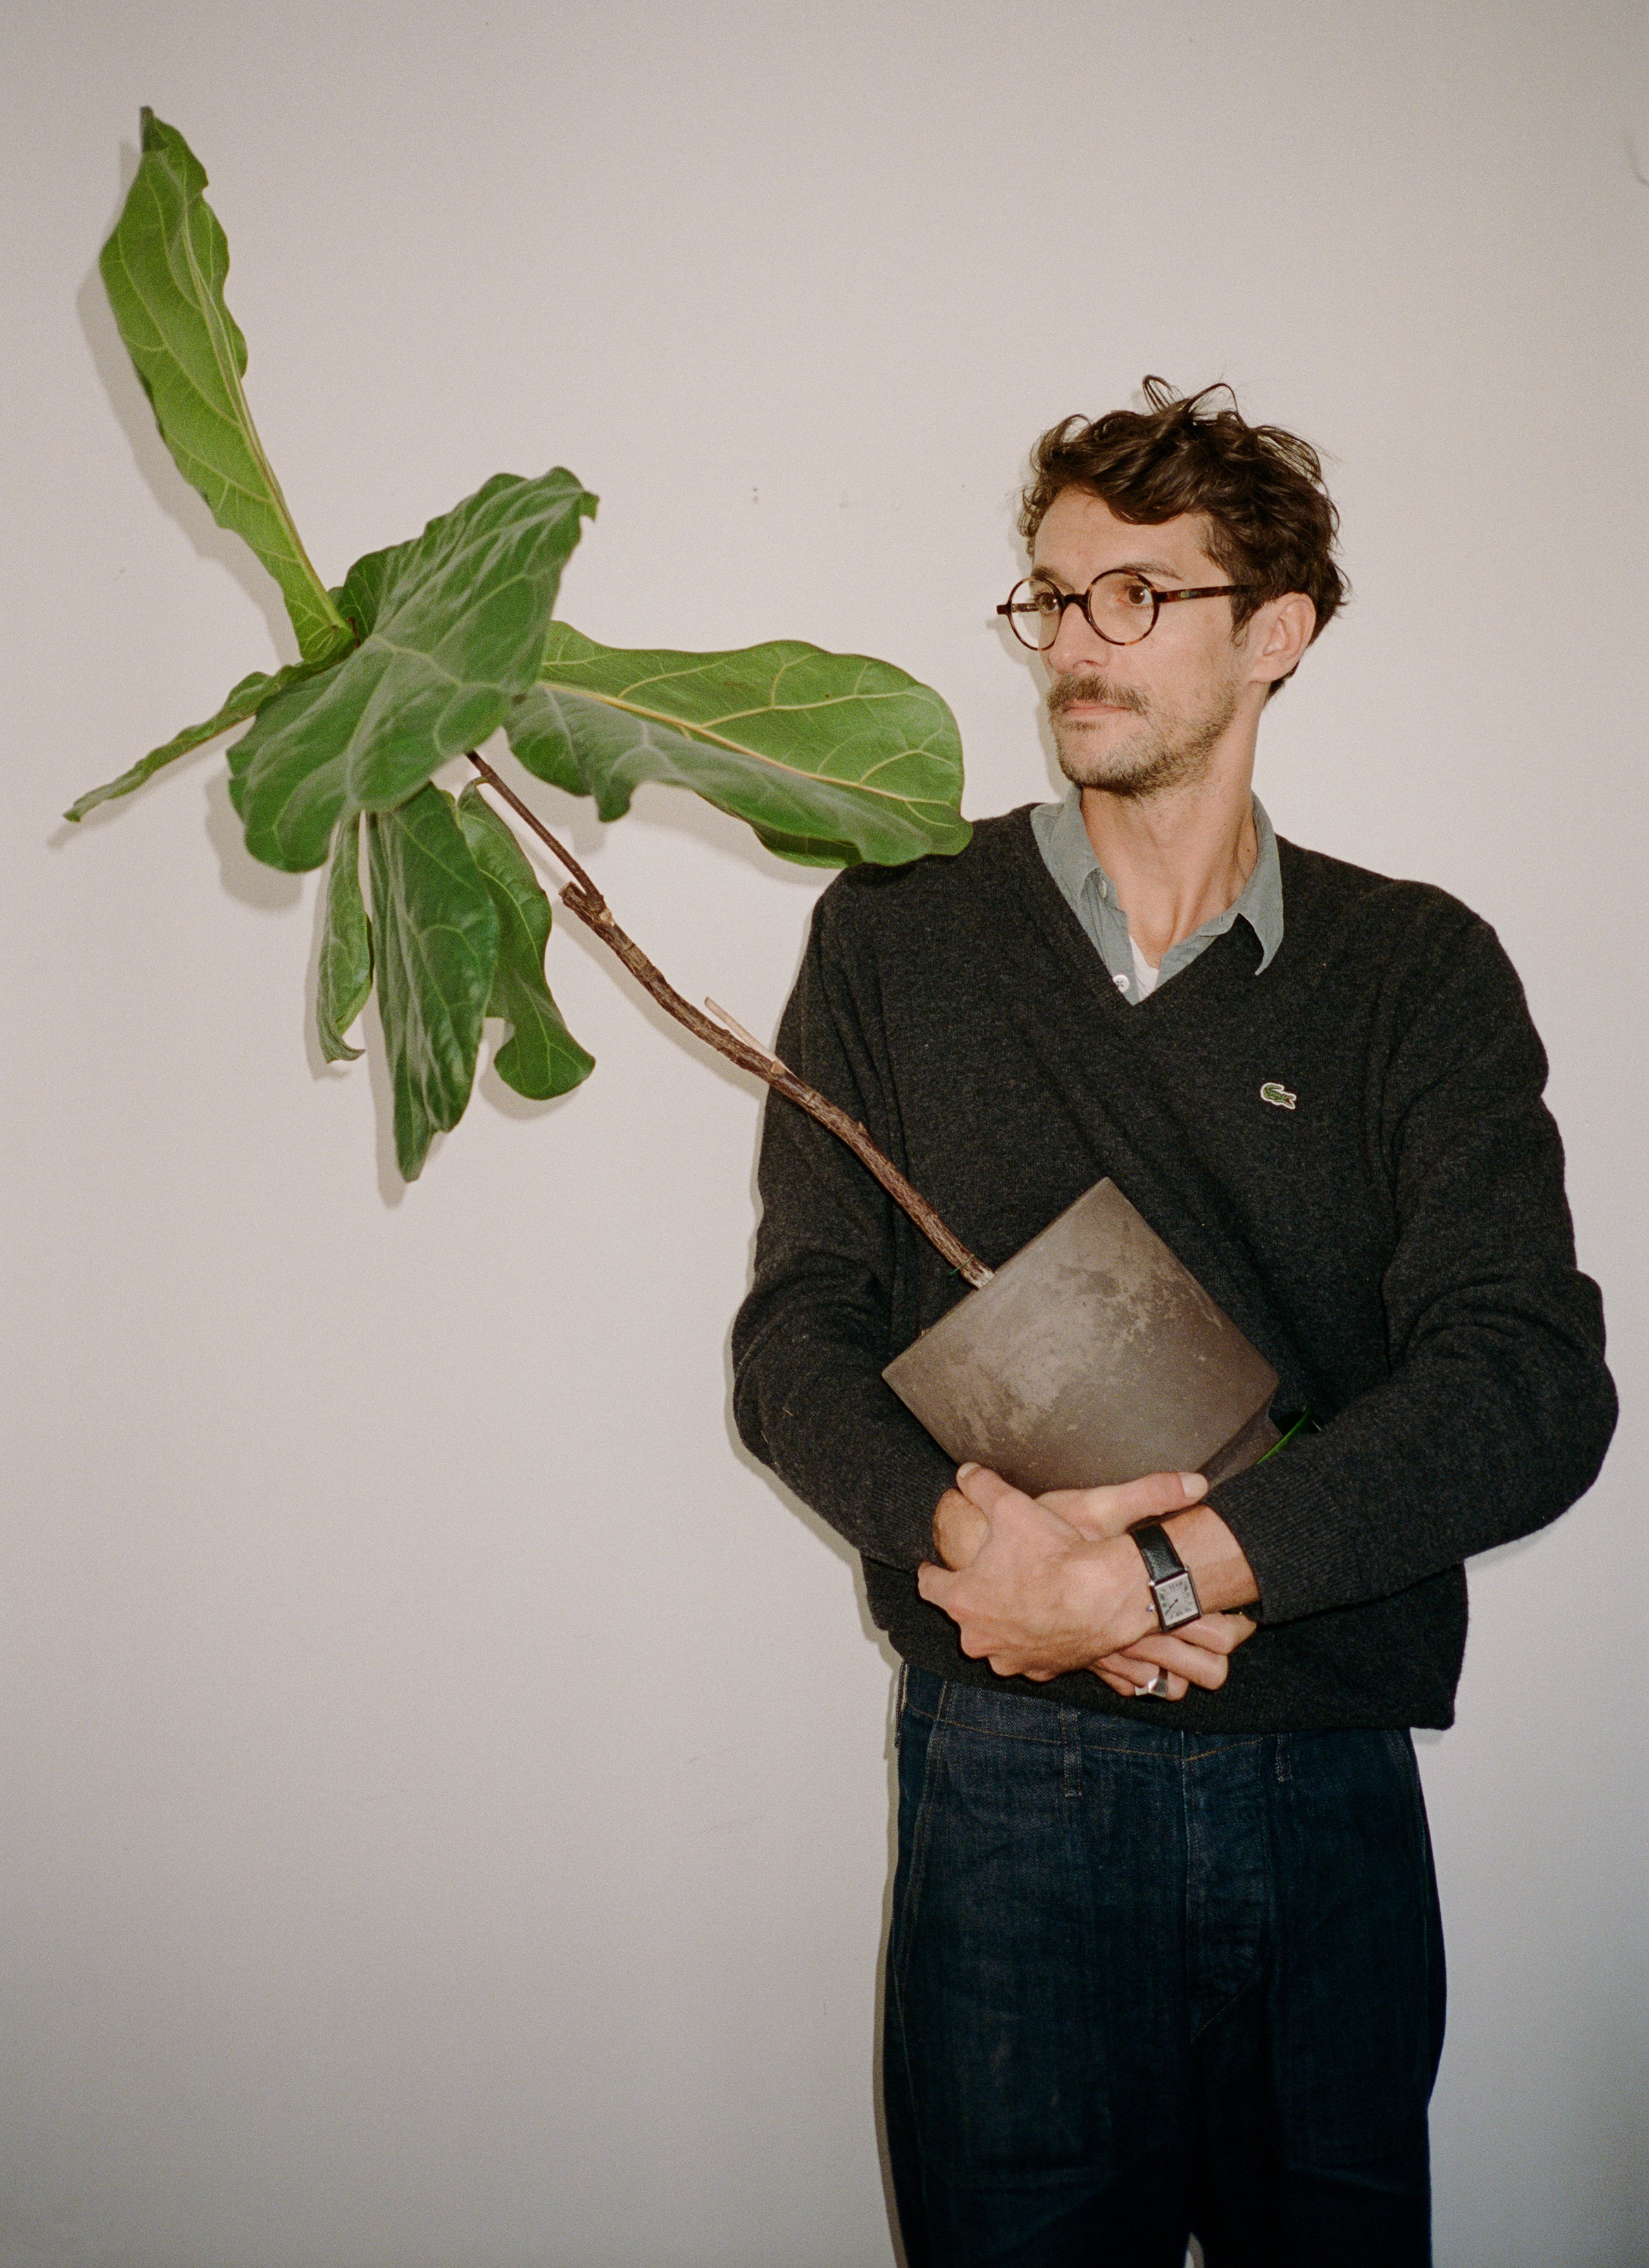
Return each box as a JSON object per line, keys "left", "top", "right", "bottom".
{"left": 998, "top": 570, "right": 1257, "bottom": 650}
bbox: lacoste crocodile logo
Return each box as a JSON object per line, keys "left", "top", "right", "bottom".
{"left": 1260, "top": 1082, "right": 1297, "bottom": 1110}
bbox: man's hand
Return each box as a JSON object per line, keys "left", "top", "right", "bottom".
{"left": 1039, "top": 1474, "right": 1204, "bottom": 1542}
{"left": 1087, "top": 1612, "right": 1255, "bottom": 1702}
{"left": 932, "top": 1463, "right": 1209, "bottom": 1571}
{"left": 919, "top": 1465, "right": 1200, "bottom": 1682}
{"left": 1039, "top": 1471, "right": 1255, "bottom": 1699}
{"left": 928, "top": 1464, "right": 1256, "bottom": 1696}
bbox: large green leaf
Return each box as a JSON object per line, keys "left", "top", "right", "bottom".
{"left": 227, "top": 469, "right": 597, "bottom": 872}
{"left": 455, "top": 785, "right": 594, "bottom": 1100}
{"left": 100, "top": 111, "right": 352, "bottom": 666}
{"left": 64, "top": 658, "right": 327, "bottom": 822}
{"left": 316, "top": 814, "right": 372, "bottom": 1063}
{"left": 506, "top": 624, "right": 971, "bottom": 868}
{"left": 366, "top": 787, "right": 500, "bottom": 1180}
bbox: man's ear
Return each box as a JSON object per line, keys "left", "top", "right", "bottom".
{"left": 1248, "top": 592, "right": 1316, "bottom": 690}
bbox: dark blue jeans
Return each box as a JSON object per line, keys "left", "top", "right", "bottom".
{"left": 884, "top": 1670, "right": 1445, "bottom": 2268}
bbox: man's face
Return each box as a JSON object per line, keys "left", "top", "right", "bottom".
{"left": 1030, "top": 488, "right": 1254, "bottom": 800}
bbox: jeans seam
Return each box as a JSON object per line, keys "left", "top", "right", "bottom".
{"left": 1382, "top": 1727, "right": 1427, "bottom": 1876}
{"left": 898, "top": 1712, "right": 1071, "bottom": 1750}
{"left": 1182, "top": 1735, "right": 1265, "bottom": 1764}
{"left": 891, "top": 1681, "right": 947, "bottom": 1999}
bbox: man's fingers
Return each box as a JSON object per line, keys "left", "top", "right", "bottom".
{"left": 1091, "top": 1613, "right": 1245, "bottom": 1690}
{"left": 932, "top": 1489, "right": 989, "bottom": 1571}
{"left": 1109, "top": 1468, "right": 1208, "bottom": 1523}
{"left": 1138, "top": 1672, "right": 1191, "bottom": 1701}
{"left": 1042, "top": 1469, "right": 1204, "bottom": 1526}
{"left": 1037, "top": 1467, "right": 1207, "bottom": 1543}
{"left": 1097, "top": 1614, "right": 1250, "bottom": 1682}
{"left": 1108, "top": 1632, "right": 1231, "bottom": 1691}
{"left": 1141, "top": 1611, "right": 1253, "bottom": 1658}
{"left": 956, "top": 1464, "right": 1038, "bottom": 1520}
{"left": 915, "top": 1560, "right": 956, "bottom": 1609}
{"left": 1094, "top": 1605, "right": 1255, "bottom": 1695}
{"left": 1093, "top": 1659, "right": 1191, "bottom": 1700}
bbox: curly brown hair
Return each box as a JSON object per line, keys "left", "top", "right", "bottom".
{"left": 1019, "top": 378, "right": 1346, "bottom": 689}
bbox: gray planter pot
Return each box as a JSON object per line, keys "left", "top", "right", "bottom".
{"left": 882, "top": 1179, "right": 1280, "bottom": 1494}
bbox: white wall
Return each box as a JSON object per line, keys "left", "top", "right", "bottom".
{"left": 4, "top": 4, "right": 1644, "bottom": 2263}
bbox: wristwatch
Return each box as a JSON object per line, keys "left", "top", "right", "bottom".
{"left": 1129, "top": 1520, "right": 1202, "bottom": 1632}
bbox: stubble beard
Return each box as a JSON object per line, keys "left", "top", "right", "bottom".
{"left": 1047, "top": 671, "right": 1239, "bottom": 801}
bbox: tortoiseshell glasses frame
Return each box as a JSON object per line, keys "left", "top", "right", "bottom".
{"left": 998, "top": 568, "right": 1259, "bottom": 650}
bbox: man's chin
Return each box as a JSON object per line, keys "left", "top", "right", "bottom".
{"left": 1052, "top": 721, "right": 1217, "bottom": 802}
{"left": 1057, "top": 753, "right": 1209, "bottom": 803}
{"left": 1053, "top": 727, "right": 1158, "bottom": 797}
{"left": 1059, "top": 761, "right": 1165, "bottom": 799}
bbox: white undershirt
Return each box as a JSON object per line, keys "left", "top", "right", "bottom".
{"left": 1129, "top": 932, "right": 1161, "bottom": 999}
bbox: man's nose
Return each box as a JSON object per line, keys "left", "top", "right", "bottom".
{"left": 1044, "top": 595, "right": 1110, "bottom": 671}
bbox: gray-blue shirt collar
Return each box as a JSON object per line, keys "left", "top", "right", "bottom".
{"left": 1031, "top": 788, "right": 1285, "bottom": 978}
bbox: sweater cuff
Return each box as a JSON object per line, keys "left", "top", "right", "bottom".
{"left": 862, "top": 1424, "right": 960, "bottom": 1572}
{"left": 1206, "top": 1451, "right": 1339, "bottom": 1628}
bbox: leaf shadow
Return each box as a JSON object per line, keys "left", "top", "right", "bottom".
{"left": 76, "top": 137, "right": 298, "bottom": 667}
{"left": 473, "top": 1050, "right": 594, "bottom": 1125}
{"left": 991, "top": 608, "right": 1066, "bottom": 803}
{"left": 359, "top": 988, "right": 412, "bottom": 1209}
{"left": 45, "top": 733, "right": 223, "bottom": 854}
{"left": 203, "top": 767, "right": 301, "bottom": 911}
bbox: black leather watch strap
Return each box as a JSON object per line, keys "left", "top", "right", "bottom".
{"left": 1130, "top": 1520, "right": 1202, "bottom": 1632}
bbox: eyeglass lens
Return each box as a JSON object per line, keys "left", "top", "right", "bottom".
{"left": 1004, "top": 572, "right": 1157, "bottom": 649}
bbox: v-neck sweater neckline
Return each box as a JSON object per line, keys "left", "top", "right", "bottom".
{"left": 1004, "top": 802, "right": 1269, "bottom": 1030}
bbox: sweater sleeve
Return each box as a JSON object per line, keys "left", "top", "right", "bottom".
{"left": 1207, "top": 916, "right": 1617, "bottom": 1623}
{"left": 731, "top": 893, "right": 960, "bottom": 1572}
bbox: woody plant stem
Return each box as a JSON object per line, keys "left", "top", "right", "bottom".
{"left": 466, "top": 751, "right": 991, "bottom": 1288}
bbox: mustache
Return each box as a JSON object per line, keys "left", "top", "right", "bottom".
{"left": 1046, "top": 674, "right": 1149, "bottom": 718}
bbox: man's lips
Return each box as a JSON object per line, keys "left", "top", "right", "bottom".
{"left": 1051, "top": 697, "right": 1141, "bottom": 721}
{"left": 1048, "top": 678, "right": 1147, "bottom": 721}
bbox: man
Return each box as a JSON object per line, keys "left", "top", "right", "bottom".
{"left": 730, "top": 380, "right": 1615, "bottom": 2267}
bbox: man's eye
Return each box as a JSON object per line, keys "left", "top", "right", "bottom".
{"left": 1119, "top": 580, "right": 1154, "bottom": 608}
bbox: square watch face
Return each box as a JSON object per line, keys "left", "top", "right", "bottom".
{"left": 1155, "top": 1570, "right": 1200, "bottom": 1627}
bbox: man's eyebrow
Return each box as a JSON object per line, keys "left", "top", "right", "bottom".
{"left": 1031, "top": 557, "right": 1195, "bottom": 587}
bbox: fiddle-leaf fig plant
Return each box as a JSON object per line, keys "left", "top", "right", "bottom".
{"left": 71, "top": 109, "right": 984, "bottom": 1279}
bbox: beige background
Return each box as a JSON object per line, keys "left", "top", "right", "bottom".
{"left": 4, "top": 3, "right": 1644, "bottom": 2262}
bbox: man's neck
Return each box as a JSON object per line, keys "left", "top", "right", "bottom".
{"left": 1079, "top": 764, "right": 1259, "bottom": 967}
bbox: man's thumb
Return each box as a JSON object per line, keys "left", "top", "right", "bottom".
{"left": 1123, "top": 1468, "right": 1208, "bottom": 1522}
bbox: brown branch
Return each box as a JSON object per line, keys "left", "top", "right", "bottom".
{"left": 465, "top": 750, "right": 991, "bottom": 1289}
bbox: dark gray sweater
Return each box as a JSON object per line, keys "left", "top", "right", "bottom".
{"left": 731, "top": 808, "right": 1616, "bottom": 1730}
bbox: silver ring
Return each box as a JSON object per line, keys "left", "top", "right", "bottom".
{"left": 1134, "top": 1673, "right": 1171, "bottom": 1699}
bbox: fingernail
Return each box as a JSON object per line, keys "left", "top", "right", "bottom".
{"left": 957, "top": 1462, "right": 980, "bottom": 1481}
{"left": 1180, "top": 1473, "right": 1206, "bottom": 1495}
